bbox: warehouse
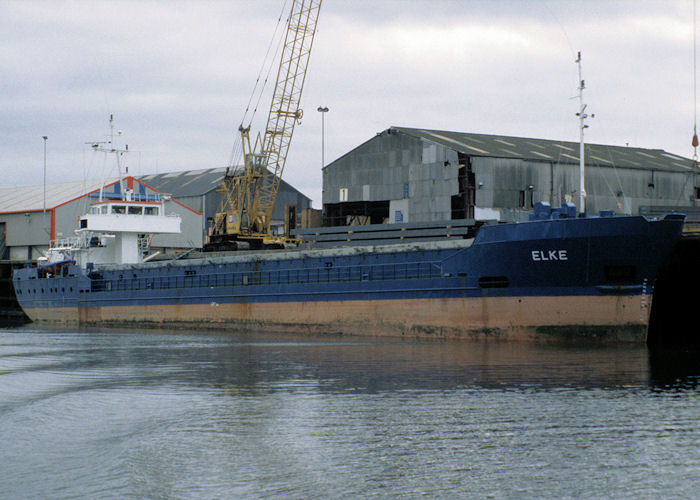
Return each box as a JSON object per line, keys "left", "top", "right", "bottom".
{"left": 138, "top": 167, "right": 311, "bottom": 242}
{"left": 0, "top": 167, "right": 311, "bottom": 261}
{"left": 322, "top": 127, "right": 699, "bottom": 225}
{"left": 0, "top": 176, "right": 201, "bottom": 261}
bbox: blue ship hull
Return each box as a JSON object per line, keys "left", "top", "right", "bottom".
{"left": 12, "top": 215, "right": 684, "bottom": 342}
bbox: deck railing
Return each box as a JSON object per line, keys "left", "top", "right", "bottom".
{"left": 90, "top": 260, "right": 444, "bottom": 293}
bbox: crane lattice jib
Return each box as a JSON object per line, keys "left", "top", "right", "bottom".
{"left": 251, "top": 0, "right": 321, "bottom": 235}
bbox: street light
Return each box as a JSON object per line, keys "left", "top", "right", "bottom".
{"left": 42, "top": 136, "right": 48, "bottom": 236}
{"left": 317, "top": 106, "right": 329, "bottom": 168}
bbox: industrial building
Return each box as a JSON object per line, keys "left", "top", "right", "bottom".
{"left": 322, "top": 127, "right": 699, "bottom": 225}
{"left": 139, "top": 167, "right": 312, "bottom": 241}
{"left": 0, "top": 167, "right": 310, "bottom": 261}
{"left": 4, "top": 126, "right": 698, "bottom": 260}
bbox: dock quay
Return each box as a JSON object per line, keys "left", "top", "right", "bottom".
{"left": 639, "top": 205, "right": 700, "bottom": 233}
{"left": 648, "top": 231, "right": 700, "bottom": 345}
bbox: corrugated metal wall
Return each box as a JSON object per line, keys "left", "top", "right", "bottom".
{"left": 323, "top": 131, "right": 420, "bottom": 204}
{"left": 323, "top": 129, "right": 698, "bottom": 223}
{"left": 0, "top": 212, "right": 49, "bottom": 247}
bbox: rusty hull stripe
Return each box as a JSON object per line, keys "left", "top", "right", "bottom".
{"left": 24, "top": 294, "right": 651, "bottom": 342}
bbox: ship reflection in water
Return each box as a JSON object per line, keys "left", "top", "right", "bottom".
{"left": 1, "top": 326, "right": 698, "bottom": 499}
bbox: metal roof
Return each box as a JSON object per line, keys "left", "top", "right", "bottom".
{"left": 0, "top": 178, "right": 118, "bottom": 213}
{"left": 0, "top": 166, "right": 311, "bottom": 214}
{"left": 392, "top": 127, "right": 696, "bottom": 173}
{"left": 138, "top": 167, "right": 228, "bottom": 198}
{"left": 138, "top": 167, "right": 311, "bottom": 201}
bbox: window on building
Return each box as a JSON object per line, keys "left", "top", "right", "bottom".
{"left": 339, "top": 188, "right": 348, "bottom": 202}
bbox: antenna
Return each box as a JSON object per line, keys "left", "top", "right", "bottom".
{"left": 87, "top": 115, "right": 128, "bottom": 201}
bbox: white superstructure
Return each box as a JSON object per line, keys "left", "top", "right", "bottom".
{"left": 44, "top": 190, "right": 181, "bottom": 268}
{"left": 40, "top": 116, "right": 182, "bottom": 269}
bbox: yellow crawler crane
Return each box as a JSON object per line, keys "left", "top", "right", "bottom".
{"left": 210, "top": 0, "right": 322, "bottom": 250}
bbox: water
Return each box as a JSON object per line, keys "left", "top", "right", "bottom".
{"left": 1, "top": 326, "right": 699, "bottom": 499}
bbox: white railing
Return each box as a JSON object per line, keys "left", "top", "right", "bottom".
{"left": 50, "top": 236, "right": 83, "bottom": 250}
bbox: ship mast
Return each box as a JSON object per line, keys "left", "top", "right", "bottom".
{"left": 87, "top": 114, "right": 128, "bottom": 202}
{"left": 575, "top": 52, "right": 591, "bottom": 216}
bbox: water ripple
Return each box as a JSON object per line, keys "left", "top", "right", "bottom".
{"left": 0, "top": 326, "right": 699, "bottom": 498}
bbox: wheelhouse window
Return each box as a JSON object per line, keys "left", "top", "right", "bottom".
{"left": 128, "top": 206, "right": 143, "bottom": 215}
{"left": 111, "top": 205, "right": 126, "bottom": 214}
{"left": 144, "top": 206, "right": 159, "bottom": 215}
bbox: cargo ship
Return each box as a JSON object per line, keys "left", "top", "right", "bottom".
{"left": 11, "top": 194, "right": 685, "bottom": 342}
{"left": 9, "top": 32, "right": 685, "bottom": 342}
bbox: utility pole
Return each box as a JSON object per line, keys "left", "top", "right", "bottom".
{"left": 42, "top": 135, "right": 48, "bottom": 236}
{"left": 317, "top": 106, "right": 329, "bottom": 168}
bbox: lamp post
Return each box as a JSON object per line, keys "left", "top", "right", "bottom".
{"left": 317, "top": 106, "right": 328, "bottom": 168}
{"left": 42, "top": 136, "right": 48, "bottom": 236}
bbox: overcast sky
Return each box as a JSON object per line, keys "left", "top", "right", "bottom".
{"left": 0, "top": 0, "right": 696, "bottom": 207}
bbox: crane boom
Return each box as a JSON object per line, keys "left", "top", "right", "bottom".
{"left": 211, "top": 0, "right": 322, "bottom": 249}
